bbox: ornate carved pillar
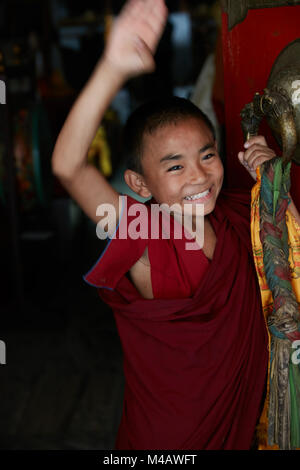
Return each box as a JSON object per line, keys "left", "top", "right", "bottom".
{"left": 221, "top": 0, "right": 300, "bottom": 207}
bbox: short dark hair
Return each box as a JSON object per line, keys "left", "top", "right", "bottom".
{"left": 122, "top": 96, "right": 216, "bottom": 174}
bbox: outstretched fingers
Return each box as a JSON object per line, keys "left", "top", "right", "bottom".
{"left": 143, "top": 0, "right": 169, "bottom": 51}
{"left": 122, "top": 0, "right": 168, "bottom": 53}
{"left": 104, "top": 0, "right": 168, "bottom": 77}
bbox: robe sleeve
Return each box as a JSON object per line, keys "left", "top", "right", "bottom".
{"left": 84, "top": 195, "right": 149, "bottom": 290}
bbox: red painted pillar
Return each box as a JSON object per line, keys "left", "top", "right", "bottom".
{"left": 222, "top": 5, "right": 300, "bottom": 207}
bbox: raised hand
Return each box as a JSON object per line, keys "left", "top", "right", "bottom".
{"left": 103, "top": 0, "right": 168, "bottom": 80}
{"left": 238, "top": 135, "right": 276, "bottom": 180}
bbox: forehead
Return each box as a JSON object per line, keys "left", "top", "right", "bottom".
{"left": 142, "top": 117, "right": 214, "bottom": 154}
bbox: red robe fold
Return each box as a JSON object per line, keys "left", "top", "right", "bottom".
{"left": 84, "top": 190, "right": 268, "bottom": 450}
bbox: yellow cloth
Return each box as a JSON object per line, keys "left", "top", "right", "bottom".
{"left": 251, "top": 168, "right": 300, "bottom": 450}
{"left": 87, "top": 127, "right": 112, "bottom": 178}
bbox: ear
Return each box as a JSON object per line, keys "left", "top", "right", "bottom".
{"left": 124, "top": 169, "right": 152, "bottom": 199}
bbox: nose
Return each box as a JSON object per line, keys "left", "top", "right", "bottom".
{"left": 187, "top": 161, "right": 208, "bottom": 184}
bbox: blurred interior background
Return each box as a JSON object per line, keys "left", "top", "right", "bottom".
{"left": 0, "top": 0, "right": 224, "bottom": 449}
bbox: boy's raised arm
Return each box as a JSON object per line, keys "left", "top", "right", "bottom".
{"left": 52, "top": 0, "right": 168, "bottom": 226}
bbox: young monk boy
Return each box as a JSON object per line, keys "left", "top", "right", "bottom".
{"left": 51, "top": 0, "right": 293, "bottom": 450}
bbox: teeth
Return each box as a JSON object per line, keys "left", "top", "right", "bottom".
{"left": 184, "top": 189, "right": 210, "bottom": 201}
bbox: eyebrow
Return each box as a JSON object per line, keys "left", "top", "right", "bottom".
{"left": 160, "top": 153, "right": 182, "bottom": 163}
{"left": 200, "top": 142, "right": 215, "bottom": 153}
{"left": 159, "top": 142, "right": 215, "bottom": 164}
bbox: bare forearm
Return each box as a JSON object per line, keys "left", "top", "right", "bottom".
{"left": 52, "top": 58, "right": 126, "bottom": 179}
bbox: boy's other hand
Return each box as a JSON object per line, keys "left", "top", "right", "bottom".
{"left": 238, "top": 135, "right": 276, "bottom": 180}
{"left": 103, "top": 0, "right": 168, "bottom": 80}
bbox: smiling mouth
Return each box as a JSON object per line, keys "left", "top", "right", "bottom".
{"left": 184, "top": 188, "right": 211, "bottom": 201}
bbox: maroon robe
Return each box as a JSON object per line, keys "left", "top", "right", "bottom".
{"left": 84, "top": 190, "right": 268, "bottom": 450}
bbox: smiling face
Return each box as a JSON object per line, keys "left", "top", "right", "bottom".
{"left": 127, "top": 117, "right": 224, "bottom": 216}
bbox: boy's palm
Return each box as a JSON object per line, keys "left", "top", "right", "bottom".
{"left": 105, "top": 0, "right": 168, "bottom": 78}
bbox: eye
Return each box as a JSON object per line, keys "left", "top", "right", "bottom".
{"left": 203, "top": 153, "right": 215, "bottom": 161}
{"left": 167, "top": 165, "right": 183, "bottom": 172}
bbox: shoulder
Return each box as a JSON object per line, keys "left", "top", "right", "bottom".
{"left": 217, "top": 188, "right": 251, "bottom": 220}
{"left": 218, "top": 188, "right": 251, "bottom": 209}
{"left": 84, "top": 194, "right": 150, "bottom": 289}
{"left": 215, "top": 188, "right": 252, "bottom": 249}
